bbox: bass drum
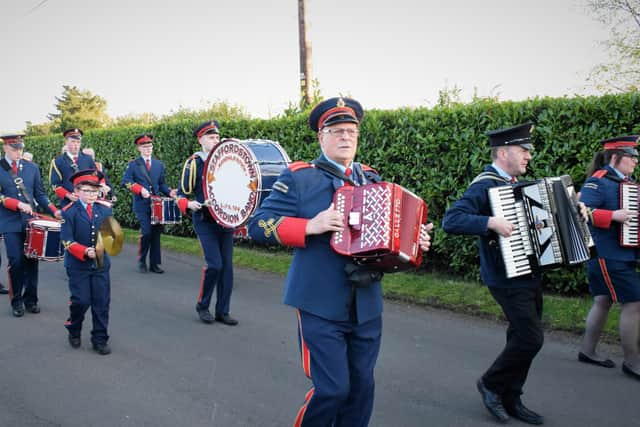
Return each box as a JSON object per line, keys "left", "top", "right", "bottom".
{"left": 203, "top": 139, "right": 291, "bottom": 228}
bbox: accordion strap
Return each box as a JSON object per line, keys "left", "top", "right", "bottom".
{"left": 312, "top": 159, "right": 360, "bottom": 186}
{"left": 470, "top": 171, "right": 509, "bottom": 186}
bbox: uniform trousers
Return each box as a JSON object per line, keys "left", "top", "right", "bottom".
{"left": 137, "top": 208, "right": 162, "bottom": 267}
{"left": 196, "top": 229, "right": 233, "bottom": 316}
{"left": 4, "top": 231, "right": 39, "bottom": 308}
{"left": 294, "top": 309, "right": 382, "bottom": 427}
{"left": 65, "top": 268, "right": 110, "bottom": 345}
{"left": 482, "top": 286, "right": 544, "bottom": 405}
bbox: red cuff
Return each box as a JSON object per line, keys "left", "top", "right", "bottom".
{"left": 2, "top": 197, "right": 20, "bottom": 211}
{"left": 68, "top": 242, "right": 88, "bottom": 261}
{"left": 130, "top": 183, "right": 143, "bottom": 195}
{"left": 48, "top": 204, "right": 58, "bottom": 215}
{"left": 177, "top": 198, "right": 189, "bottom": 215}
{"left": 55, "top": 187, "right": 70, "bottom": 199}
{"left": 276, "top": 217, "right": 308, "bottom": 248}
{"left": 592, "top": 209, "right": 613, "bottom": 229}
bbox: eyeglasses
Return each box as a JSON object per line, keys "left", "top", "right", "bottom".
{"left": 322, "top": 128, "right": 359, "bottom": 137}
{"left": 78, "top": 189, "right": 99, "bottom": 194}
{"left": 623, "top": 154, "right": 639, "bottom": 161}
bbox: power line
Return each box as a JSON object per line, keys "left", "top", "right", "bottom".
{"left": 23, "top": 0, "right": 50, "bottom": 17}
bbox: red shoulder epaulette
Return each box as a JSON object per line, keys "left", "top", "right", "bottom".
{"left": 288, "top": 161, "right": 314, "bottom": 172}
{"left": 592, "top": 169, "right": 607, "bottom": 179}
{"left": 62, "top": 202, "right": 75, "bottom": 211}
{"left": 361, "top": 164, "right": 379, "bottom": 174}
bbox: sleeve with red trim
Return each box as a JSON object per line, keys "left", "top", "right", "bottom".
{"left": 248, "top": 168, "right": 308, "bottom": 248}
{"left": 48, "top": 204, "right": 58, "bottom": 216}
{"left": 579, "top": 174, "right": 610, "bottom": 229}
{"left": 67, "top": 242, "right": 89, "bottom": 261}
{"left": 1, "top": 197, "right": 21, "bottom": 211}
{"left": 591, "top": 209, "right": 614, "bottom": 229}
{"left": 55, "top": 186, "right": 71, "bottom": 200}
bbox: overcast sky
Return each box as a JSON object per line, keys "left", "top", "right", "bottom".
{"left": 0, "top": 0, "right": 611, "bottom": 132}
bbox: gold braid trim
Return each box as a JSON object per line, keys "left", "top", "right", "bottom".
{"left": 50, "top": 158, "right": 62, "bottom": 181}
{"left": 180, "top": 157, "right": 196, "bottom": 195}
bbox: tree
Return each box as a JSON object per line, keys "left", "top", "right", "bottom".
{"left": 47, "top": 85, "right": 110, "bottom": 132}
{"left": 162, "top": 100, "right": 251, "bottom": 123}
{"left": 586, "top": 0, "right": 640, "bottom": 91}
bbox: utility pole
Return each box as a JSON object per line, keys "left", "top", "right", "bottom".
{"left": 298, "top": 0, "right": 312, "bottom": 106}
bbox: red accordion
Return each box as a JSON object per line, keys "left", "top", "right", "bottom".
{"left": 331, "top": 182, "right": 428, "bottom": 272}
{"left": 620, "top": 182, "right": 640, "bottom": 247}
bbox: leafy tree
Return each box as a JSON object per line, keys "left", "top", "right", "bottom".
{"left": 25, "top": 120, "right": 55, "bottom": 136}
{"left": 161, "top": 100, "right": 250, "bottom": 123}
{"left": 47, "top": 85, "right": 110, "bottom": 132}
{"left": 586, "top": 0, "right": 640, "bottom": 91}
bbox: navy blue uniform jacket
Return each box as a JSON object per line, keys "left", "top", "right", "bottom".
{"left": 61, "top": 201, "right": 113, "bottom": 270}
{"left": 442, "top": 165, "right": 540, "bottom": 288}
{"left": 247, "top": 158, "right": 384, "bottom": 324}
{"left": 580, "top": 165, "right": 637, "bottom": 262}
{"left": 49, "top": 152, "right": 97, "bottom": 206}
{"left": 0, "top": 159, "right": 56, "bottom": 233}
{"left": 121, "top": 157, "right": 172, "bottom": 214}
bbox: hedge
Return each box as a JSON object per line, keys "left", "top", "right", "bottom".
{"left": 24, "top": 92, "right": 640, "bottom": 294}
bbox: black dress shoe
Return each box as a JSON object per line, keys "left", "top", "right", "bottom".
{"left": 622, "top": 362, "right": 640, "bottom": 381}
{"left": 197, "top": 307, "right": 215, "bottom": 324}
{"left": 138, "top": 262, "right": 148, "bottom": 273}
{"left": 92, "top": 343, "right": 112, "bottom": 355}
{"left": 12, "top": 304, "right": 25, "bottom": 317}
{"left": 476, "top": 379, "right": 509, "bottom": 423}
{"left": 68, "top": 335, "right": 81, "bottom": 349}
{"left": 149, "top": 265, "right": 164, "bottom": 274}
{"left": 0, "top": 284, "right": 8, "bottom": 295}
{"left": 25, "top": 304, "right": 40, "bottom": 314}
{"left": 215, "top": 314, "right": 238, "bottom": 326}
{"left": 504, "top": 399, "right": 544, "bottom": 425}
{"left": 578, "top": 351, "right": 615, "bottom": 368}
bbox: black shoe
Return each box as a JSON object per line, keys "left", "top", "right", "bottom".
{"left": 504, "top": 399, "right": 544, "bottom": 425}
{"left": 622, "top": 362, "right": 640, "bottom": 381}
{"left": 25, "top": 304, "right": 40, "bottom": 314}
{"left": 578, "top": 351, "right": 615, "bottom": 368}
{"left": 138, "top": 262, "right": 148, "bottom": 273}
{"left": 68, "top": 335, "right": 81, "bottom": 349}
{"left": 92, "top": 343, "right": 111, "bottom": 355}
{"left": 149, "top": 265, "right": 164, "bottom": 274}
{"left": 215, "top": 314, "right": 238, "bottom": 326}
{"left": 12, "top": 304, "right": 25, "bottom": 317}
{"left": 0, "top": 284, "right": 8, "bottom": 295}
{"left": 197, "top": 307, "right": 215, "bottom": 324}
{"left": 476, "top": 379, "right": 509, "bottom": 423}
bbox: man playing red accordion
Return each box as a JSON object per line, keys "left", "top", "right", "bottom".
{"left": 248, "top": 97, "right": 432, "bottom": 427}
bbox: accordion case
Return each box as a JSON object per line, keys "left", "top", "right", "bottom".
{"left": 331, "top": 182, "right": 428, "bottom": 272}
{"left": 488, "top": 175, "right": 595, "bottom": 278}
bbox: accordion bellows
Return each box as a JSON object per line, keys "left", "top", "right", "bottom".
{"left": 331, "top": 182, "right": 428, "bottom": 272}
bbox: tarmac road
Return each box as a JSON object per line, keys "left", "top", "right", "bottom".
{"left": 0, "top": 243, "right": 637, "bottom": 427}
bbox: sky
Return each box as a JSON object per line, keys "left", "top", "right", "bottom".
{"left": 0, "top": 0, "right": 612, "bottom": 133}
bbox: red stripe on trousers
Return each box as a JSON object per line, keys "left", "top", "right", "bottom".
{"left": 598, "top": 258, "right": 618, "bottom": 303}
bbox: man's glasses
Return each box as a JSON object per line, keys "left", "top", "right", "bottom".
{"left": 623, "top": 154, "right": 639, "bottom": 161}
{"left": 322, "top": 128, "right": 359, "bottom": 137}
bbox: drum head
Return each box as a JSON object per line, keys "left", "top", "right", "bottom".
{"left": 203, "top": 139, "right": 261, "bottom": 228}
{"left": 30, "top": 219, "right": 61, "bottom": 229}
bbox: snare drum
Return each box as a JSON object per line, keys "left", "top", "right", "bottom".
{"left": 24, "top": 218, "right": 64, "bottom": 261}
{"left": 203, "top": 139, "right": 291, "bottom": 228}
{"left": 150, "top": 196, "right": 182, "bottom": 225}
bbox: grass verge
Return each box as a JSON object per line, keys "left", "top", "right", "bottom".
{"left": 123, "top": 229, "right": 621, "bottom": 340}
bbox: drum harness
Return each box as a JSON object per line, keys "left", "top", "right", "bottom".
{"left": 0, "top": 158, "right": 36, "bottom": 211}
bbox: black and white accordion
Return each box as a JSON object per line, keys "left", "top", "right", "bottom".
{"left": 488, "top": 175, "right": 595, "bottom": 278}
{"left": 620, "top": 182, "right": 640, "bottom": 247}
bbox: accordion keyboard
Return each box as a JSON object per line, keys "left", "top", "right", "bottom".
{"left": 621, "top": 183, "right": 639, "bottom": 247}
{"left": 489, "top": 186, "right": 534, "bottom": 278}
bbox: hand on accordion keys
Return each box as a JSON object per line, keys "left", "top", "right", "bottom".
{"left": 613, "top": 208, "right": 635, "bottom": 224}
{"left": 419, "top": 223, "right": 434, "bottom": 252}
{"left": 488, "top": 216, "right": 515, "bottom": 238}
{"left": 305, "top": 203, "right": 344, "bottom": 236}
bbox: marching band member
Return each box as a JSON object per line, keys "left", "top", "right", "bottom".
{"left": 0, "top": 133, "right": 61, "bottom": 317}
{"left": 121, "top": 133, "right": 176, "bottom": 274}
{"left": 442, "top": 123, "right": 546, "bottom": 425}
{"left": 49, "top": 128, "right": 103, "bottom": 208}
{"left": 176, "top": 121, "right": 238, "bottom": 326}
{"left": 61, "top": 169, "right": 113, "bottom": 355}
{"left": 578, "top": 135, "right": 640, "bottom": 381}
{"left": 247, "top": 97, "right": 432, "bottom": 427}
{"left": 82, "top": 147, "right": 116, "bottom": 202}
